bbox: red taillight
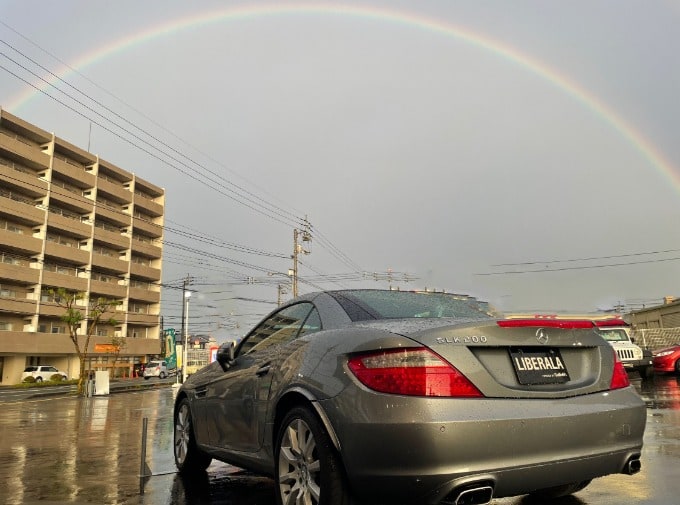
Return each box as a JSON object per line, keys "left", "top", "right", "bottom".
{"left": 498, "top": 319, "right": 595, "bottom": 329}
{"left": 610, "top": 349, "right": 630, "bottom": 389}
{"left": 347, "top": 348, "right": 483, "bottom": 398}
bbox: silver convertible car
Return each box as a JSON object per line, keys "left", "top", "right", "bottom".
{"left": 173, "top": 289, "right": 645, "bottom": 505}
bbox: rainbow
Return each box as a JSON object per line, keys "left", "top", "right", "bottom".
{"left": 6, "top": 2, "right": 679, "bottom": 189}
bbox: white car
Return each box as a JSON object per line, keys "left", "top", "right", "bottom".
{"left": 22, "top": 365, "right": 68, "bottom": 382}
{"left": 143, "top": 360, "right": 170, "bottom": 379}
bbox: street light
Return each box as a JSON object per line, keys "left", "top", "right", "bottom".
{"left": 182, "top": 290, "right": 191, "bottom": 383}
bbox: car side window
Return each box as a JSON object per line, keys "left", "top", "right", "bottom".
{"left": 238, "top": 303, "right": 316, "bottom": 356}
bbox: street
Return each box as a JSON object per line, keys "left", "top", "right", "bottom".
{"left": 0, "top": 375, "right": 678, "bottom": 505}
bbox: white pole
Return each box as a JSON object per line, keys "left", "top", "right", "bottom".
{"left": 182, "top": 291, "right": 191, "bottom": 382}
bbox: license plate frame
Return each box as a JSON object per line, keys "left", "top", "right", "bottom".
{"left": 510, "top": 348, "right": 570, "bottom": 385}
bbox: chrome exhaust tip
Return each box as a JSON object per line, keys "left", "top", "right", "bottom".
{"left": 623, "top": 456, "right": 641, "bottom": 475}
{"left": 453, "top": 485, "right": 494, "bottom": 505}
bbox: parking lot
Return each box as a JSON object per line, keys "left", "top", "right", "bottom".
{"left": 0, "top": 374, "right": 678, "bottom": 505}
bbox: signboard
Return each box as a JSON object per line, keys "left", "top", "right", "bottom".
{"left": 95, "top": 344, "right": 118, "bottom": 353}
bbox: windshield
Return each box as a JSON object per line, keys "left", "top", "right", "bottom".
{"left": 598, "top": 329, "right": 630, "bottom": 342}
{"left": 329, "top": 290, "right": 497, "bottom": 321}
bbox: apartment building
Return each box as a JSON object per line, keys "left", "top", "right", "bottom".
{"left": 0, "top": 109, "right": 164, "bottom": 384}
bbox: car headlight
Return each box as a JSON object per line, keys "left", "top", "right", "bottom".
{"left": 654, "top": 350, "right": 674, "bottom": 357}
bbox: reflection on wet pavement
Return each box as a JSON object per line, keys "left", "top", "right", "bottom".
{"left": 1, "top": 375, "right": 679, "bottom": 504}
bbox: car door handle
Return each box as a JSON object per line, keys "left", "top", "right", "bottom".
{"left": 256, "top": 364, "right": 271, "bottom": 377}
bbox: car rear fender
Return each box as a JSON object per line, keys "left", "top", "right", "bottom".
{"left": 273, "top": 387, "right": 342, "bottom": 453}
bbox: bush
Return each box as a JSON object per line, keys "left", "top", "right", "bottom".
{"left": 49, "top": 373, "right": 66, "bottom": 382}
{"left": 22, "top": 376, "right": 36, "bottom": 384}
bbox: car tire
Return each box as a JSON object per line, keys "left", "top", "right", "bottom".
{"left": 160, "top": 371, "right": 166, "bottom": 379}
{"left": 35, "top": 377, "right": 43, "bottom": 383}
{"left": 174, "top": 398, "right": 212, "bottom": 474}
{"left": 275, "top": 406, "right": 350, "bottom": 505}
{"left": 529, "top": 480, "right": 591, "bottom": 499}
{"left": 144, "top": 376, "right": 150, "bottom": 380}
{"left": 675, "top": 359, "right": 680, "bottom": 374}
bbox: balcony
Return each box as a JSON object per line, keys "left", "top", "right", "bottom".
{"left": 0, "top": 297, "right": 37, "bottom": 315}
{"left": 132, "top": 216, "right": 163, "bottom": 238}
{"left": 91, "top": 253, "right": 129, "bottom": 274}
{"left": 128, "top": 287, "right": 160, "bottom": 304}
{"left": 49, "top": 185, "right": 93, "bottom": 214}
{"left": 0, "top": 163, "right": 48, "bottom": 195}
{"left": 129, "top": 263, "right": 161, "bottom": 281}
{"left": 51, "top": 157, "right": 96, "bottom": 187}
{"left": 89, "top": 279, "right": 127, "bottom": 298}
{"left": 127, "top": 312, "right": 160, "bottom": 326}
{"left": 38, "top": 302, "right": 73, "bottom": 317}
{"left": 96, "top": 205, "right": 130, "bottom": 227}
{"left": 130, "top": 239, "right": 161, "bottom": 258}
{"left": 0, "top": 229, "right": 42, "bottom": 256}
{"left": 0, "top": 262, "right": 40, "bottom": 284}
{"left": 44, "top": 242, "right": 89, "bottom": 264}
{"left": 0, "top": 196, "right": 45, "bottom": 225}
{"left": 47, "top": 214, "right": 91, "bottom": 238}
{"left": 97, "top": 177, "right": 132, "bottom": 204}
{"left": 41, "top": 271, "right": 88, "bottom": 291}
{"left": 133, "top": 195, "right": 163, "bottom": 217}
{"left": 93, "top": 227, "right": 130, "bottom": 250}
{"left": 0, "top": 132, "right": 50, "bottom": 169}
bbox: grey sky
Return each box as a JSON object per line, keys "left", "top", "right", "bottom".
{"left": 2, "top": 0, "right": 679, "bottom": 339}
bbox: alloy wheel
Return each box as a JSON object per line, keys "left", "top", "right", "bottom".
{"left": 175, "top": 403, "right": 191, "bottom": 465}
{"left": 278, "top": 418, "right": 321, "bottom": 505}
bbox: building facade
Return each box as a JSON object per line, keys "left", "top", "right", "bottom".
{"left": 629, "top": 297, "right": 680, "bottom": 329}
{"left": 0, "top": 109, "right": 164, "bottom": 384}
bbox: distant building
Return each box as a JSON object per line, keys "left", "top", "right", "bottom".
{"left": 0, "top": 109, "right": 164, "bottom": 383}
{"left": 628, "top": 296, "right": 680, "bottom": 329}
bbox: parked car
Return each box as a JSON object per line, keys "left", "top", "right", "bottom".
{"left": 143, "top": 360, "right": 170, "bottom": 379}
{"left": 173, "top": 289, "right": 645, "bottom": 505}
{"left": 595, "top": 319, "right": 654, "bottom": 378}
{"left": 652, "top": 344, "right": 680, "bottom": 374}
{"left": 22, "top": 365, "right": 68, "bottom": 383}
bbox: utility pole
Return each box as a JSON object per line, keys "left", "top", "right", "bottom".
{"left": 291, "top": 218, "right": 312, "bottom": 298}
{"left": 277, "top": 284, "right": 288, "bottom": 306}
{"left": 180, "top": 275, "right": 192, "bottom": 382}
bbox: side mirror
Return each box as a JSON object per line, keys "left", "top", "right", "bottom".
{"left": 216, "top": 341, "right": 236, "bottom": 371}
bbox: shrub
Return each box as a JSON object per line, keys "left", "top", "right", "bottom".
{"left": 49, "top": 373, "right": 66, "bottom": 382}
{"left": 22, "top": 376, "right": 36, "bottom": 383}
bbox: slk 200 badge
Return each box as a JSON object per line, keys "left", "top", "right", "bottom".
{"left": 436, "top": 336, "right": 488, "bottom": 344}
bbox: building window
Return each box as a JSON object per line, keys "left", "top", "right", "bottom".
{"left": 0, "top": 288, "right": 17, "bottom": 298}
{"left": 97, "top": 329, "right": 108, "bottom": 336}
{"left": 0, "top": 322, "right": 12, "bottom": 331}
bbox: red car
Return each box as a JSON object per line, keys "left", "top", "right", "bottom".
{"left": 652, "top": 345, "right": 680, "bottom": 373}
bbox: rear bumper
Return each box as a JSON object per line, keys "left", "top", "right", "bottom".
{"left": 319, "top": 386, "right": 645, "bottom": 504}
{"left": 622, "top": 358, "right": 653, "bottom": 369}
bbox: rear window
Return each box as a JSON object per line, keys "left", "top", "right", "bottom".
{"left": 329, "top": 290, "right": 496, "bottom": 321}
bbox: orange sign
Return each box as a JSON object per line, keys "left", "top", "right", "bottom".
{"left": 95, "top": 344, "right": 118, "bottom": 353}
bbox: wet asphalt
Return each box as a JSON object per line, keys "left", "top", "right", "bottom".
{"left": 0, "top": 374, "right": 678, "bottom": 505}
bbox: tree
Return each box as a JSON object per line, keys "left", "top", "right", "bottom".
{"left": 51, "top": 288, "right": 121, "bottom": 395}
{"left": 109, "top": 334, "right": 127, "bottom": 378}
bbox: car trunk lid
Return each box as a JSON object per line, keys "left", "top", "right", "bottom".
{"left": 352, "top": 318, "right": 617, "bottom": 398}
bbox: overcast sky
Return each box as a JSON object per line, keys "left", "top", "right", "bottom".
{"left": 2, "top": 0, "right": 679, "bottom": 339}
